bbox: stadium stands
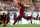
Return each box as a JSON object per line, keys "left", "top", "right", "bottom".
{"left": 0, "top": 0, "right": 40, "bottom": 12}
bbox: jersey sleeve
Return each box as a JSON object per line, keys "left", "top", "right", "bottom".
{"left": 23, "top": 3, "right": 26, "bottom": 7}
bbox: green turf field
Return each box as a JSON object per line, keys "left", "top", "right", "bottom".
{"left": 0, "top": 24, "right": 40, "bottom": 27}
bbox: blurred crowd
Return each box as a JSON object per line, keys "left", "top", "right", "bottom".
{"left": 0, "top": 0, "right": 40, "bottom": 12}
{"left": 0, "top": 1, "right": 18, "bottom": 10}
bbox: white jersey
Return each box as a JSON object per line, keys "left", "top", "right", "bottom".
{"left": 10, "top": 14, "right": 14, "bottom": 20}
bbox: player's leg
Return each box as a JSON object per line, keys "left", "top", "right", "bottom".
{"left": 23, "top": 13, "right": 28, "bottom": 19}
{"left": 23, "top": 15, "right": 32, "bottom": 24}
{"left": 1, "top": 19, "right": 6, "bottom": 27}
{"left": 7, "top": 18, "right": 10, "bottom": 23}
{"left": 23, "top": 13, "right": 32, "bottom": 23}
{"left": 3, "top": 18, "right": 7, "bottom": 27}
{"left": 4, "top": 22, "right": 6, "bottom": 27}
{"left": 13, "top": 14, "right": 22, "bottom": 25}
{"left": 23, "top": 13, "right": 32, "bottom": 19}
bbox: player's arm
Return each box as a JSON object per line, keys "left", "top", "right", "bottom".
{"left": 0, "top": 21, "right": 3, "bottom": 22}
{"left": 23, "top": 3, "right": 31, "bottom": 7}
{"left": 0, "top": 21, "right": 3, "bottom": 23}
